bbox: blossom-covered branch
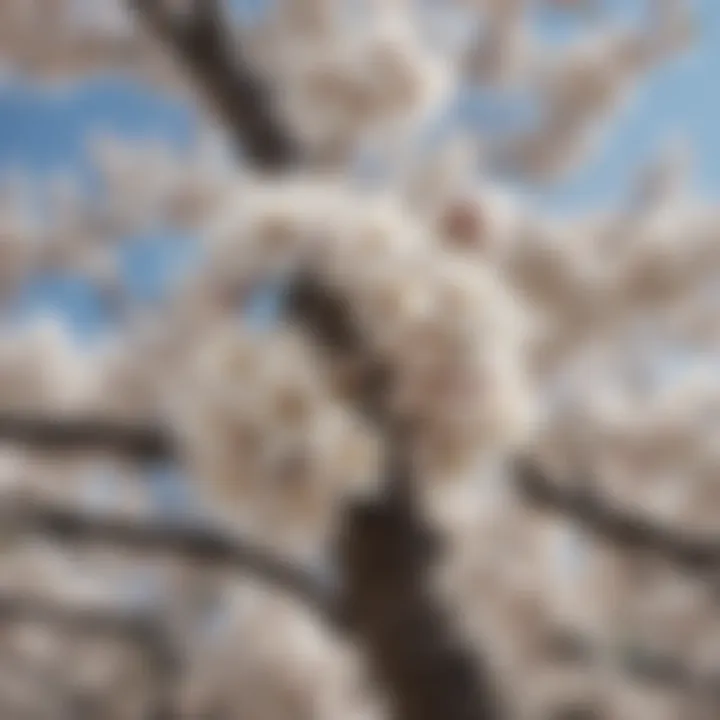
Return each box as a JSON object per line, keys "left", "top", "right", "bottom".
{"left": 515, "top": 461, "right": 720, "bottom": 575}
{"left": 0, "top": 592, "right": 170, "bottom": 655}
{"left": 0, "top": 1, "right": 714, "bottom": 717}
{"left": 130, "top": 4, "right": 517, "bottom": 715}
{"left": 548, "top": 628, "right": 720, "bottom": 701}
{"left": 5, "top": 499, "right": 337, "bottom": 624}
{"left": 0, "top": 591, "right": 179, "bottom": 719}
{"left": 2, "top": 411, "right": 720, "bottom": 577}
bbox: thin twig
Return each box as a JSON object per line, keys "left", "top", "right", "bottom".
{"left": 515, "top": 460, "right": 720, "bottom": 574}
{"left": 547, "top": 628, "right": 720, "bottom": 702}
{"left": 0, "top": 593, "right": 154, "bottom": 639}
{"left": 1, "top": 417, "right": 719, "bottom": 578}
{"left": 0, "top": 413, "right": 172, "bottom": 461}
{"left": 5, "top": 500, "right": 338, "bottom": 624}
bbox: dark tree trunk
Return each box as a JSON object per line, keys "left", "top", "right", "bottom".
{"left": 339, "top": 459, "right": 506, "bottom": 720}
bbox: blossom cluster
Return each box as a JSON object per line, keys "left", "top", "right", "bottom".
{"left": 173, "top": 321, "right": 382, "bottom": 552}
{"left": 0, "top": 0, "right": 713, "bottom": 717}
{"left": 207, "top": 178, "right": 533, "bottom": 492}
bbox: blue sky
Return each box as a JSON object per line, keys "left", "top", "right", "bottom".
{"left": 0, "top": 78, "right": 195, "bottom": 177}
{"left": 0, "top": 0, "right": 717, "bottom": 335}
{"left": 534, "top": 0, "right": 720, "bottom": 208}
{"left": 0, "top": 1, "right": 717, "bottom": 204}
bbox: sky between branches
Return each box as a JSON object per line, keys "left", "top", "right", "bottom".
{"left": 0, "top": 0, "right": 716, "bottom": 339}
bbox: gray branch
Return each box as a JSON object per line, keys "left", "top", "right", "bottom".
{"left": 131, "top": 0, "right": 300, "bottom": 169}
{"left": 515, "top": 460, "right": 720, "bottom": 575}
{"left": 4, "top": 499, "right": 338, "bottom": 625}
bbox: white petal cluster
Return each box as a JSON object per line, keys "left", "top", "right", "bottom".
{"left": 0, "top": 319, "right": 98, "bottom": 414}
{"left": 243, "top": 2, "right": 450, "bottom": 164}
{"left": 0, "top": 315, "right": 169, "bottom": 426}
{"left": 0, "top": 538, "right": 164, "bottom": 717}
{"left": 90, "top": 133, "right": 235, "bottom": 233}
{"left": 446, "top": 184, "right": 720, "bottom": 377}
{"left": 433, "top": 466, "right": 720, "bottom": 719}
{"left": 461, "top": 0, "right": 534, "bottom": 88}
{"left": 173, "top": 321, "right": 382, "bottom": 552}
{"left": 500, "top": 1, "right": 693, "bottom": 181}
{"left": 207, "top": 178, "right": 533, "bottom": 490}
{"left": 0, "top": 171, "right": 119, "bottom": 296}
{"left": 534, "top": 362, "right": 720, "bottom": 532}
{"left": 181, "top": 586, "right": 386, "bottom": 720}
{"left": 0, "top": 0, "right": 177, "bottom": 88}
{"left": 0, "top": 135, "right": 238, "bottom": 306}
{"left": 0, "top": 179, "right": 41, "bottom": 299}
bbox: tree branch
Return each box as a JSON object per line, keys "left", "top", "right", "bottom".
{"left": 284, "top": 273, "right": 393, "bottom": 423}
{"left": 5, "top": 500, "right": 338, "bottom": 624}
{"left": 288, "top": 276, "right": 508, "bottom": 718}
{"left": 131, "top": 0, "right": 300, "bottom": 169}
{"left": 547, "top": 628, "right": 720, "bottom": 702}
{"left": 515, "top": 460, "right": 720, "bottom": 575}
{"left": 0, "top": 413, "right": 173, "bottom": 461}
{"left": 34, "top": 1, "right": 715, "bottom": 716}
{"left": 114, "top": 13, "right": 503, "bottom": 711}
{"left": 0, "top": 593, "right": 152, "bottom": 639}
{"left": 1, "top": 418, "right": 719, "bottom": 577}
{"left": 339, "top": 455, "right": 507, "bottom": 720}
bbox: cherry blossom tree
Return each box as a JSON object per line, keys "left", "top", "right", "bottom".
{"left": 0, "top": 1, "right": 716, "bottom": 718}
